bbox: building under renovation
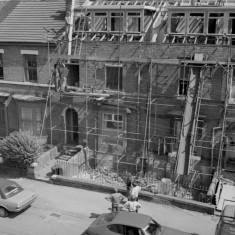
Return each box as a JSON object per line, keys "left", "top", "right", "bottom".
{"left": 1, "top": 0, "right": 235, "bottom": 188}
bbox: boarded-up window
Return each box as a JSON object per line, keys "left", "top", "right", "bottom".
{"left": 24, "top": 54, "right": 37, "bottom": 82}
{"left": 0, "top": 53, "right": 3, "bottom": 79}
{"left": 106, "top": 65, "right": 123, "bottom": 90}
{"left": 170, "top": 13, "right": 186, "bottom": 34}
{"left": 111, "top": 12, "right": 124, "bottom": 32}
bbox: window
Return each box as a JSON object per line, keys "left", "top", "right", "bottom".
{"left": 196, "top": 119, "right": 205, "bottom": 140}
{"left": 102, "top": 113, "right": 123, "bottom": 145}
{"left": 106, "top": 65, "right": 123, "bottom": 90}
{"left": 95, "top": 12, "right": 107, "bottom": 31}
{"left": 20, "top": 106, "right": 42, "bottom": 136}
{"left": 170, "top": 13, "right": 186, "bottom": 34}
{"left": 0, "top": 53, "right": 3, "bottom": 79}
{"left": 0, "top": 107, "right": 5, "bottom": 125}
{"left": 228, "top": 13, "right": 235, "bottom": 35}
{"left": 208, "top": 13, "right": 224, "bottom": 34}
{"left": 108, "top": 224, "right": 125, "bottom": 234}
{"left": 24, "top": 54, "right": 37, "bottom": 82}
{"left": 111, "top": 12, "right": 124, "bottom": 32}
{"left": 174, "top": 119, "right": 182, "bottom": 142}
{"left": 127, "top": 12, "right": 141, "bottom": 32}
{"left": 103, "top": 113, "right": 123, "bottom": 130}
{"left": 188, "top": 13, "right": 204, "bottom": 34}
{"left": 178, "top": 65, "right": 190, "bottom": 96}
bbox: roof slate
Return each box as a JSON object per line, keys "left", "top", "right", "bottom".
{"left": 0, "top": 0, "right": 66, "bottom": 43}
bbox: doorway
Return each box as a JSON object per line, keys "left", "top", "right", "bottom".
{"left": 65, "top": 108, "right": 78, "bottom": 145}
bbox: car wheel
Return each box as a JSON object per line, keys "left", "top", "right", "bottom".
{"left": 0, "top": 207, "right": 8, "bottom": 217}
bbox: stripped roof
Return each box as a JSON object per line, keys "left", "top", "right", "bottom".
{"left": 0, "top": 0, "right": 66, "bottom": 43}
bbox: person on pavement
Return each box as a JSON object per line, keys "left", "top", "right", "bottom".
{"left": 131, "top": 181, "right": 141, "bottom": 201}
{"left": 124, "top": 195, "right": 141, "bottom": 213}
{"left": 126, "top": 173, "right": 133, "bottom": 201}
{"left": 106, "top": 187, "right": 125, "bottom": 213}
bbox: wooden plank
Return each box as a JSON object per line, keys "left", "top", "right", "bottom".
{"left": 50, "top": 54, "right": 180, "bottom": 64}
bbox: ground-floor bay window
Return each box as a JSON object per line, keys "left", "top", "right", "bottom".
{"left": 19, "top": 106, "right": 42, "bottom": 136}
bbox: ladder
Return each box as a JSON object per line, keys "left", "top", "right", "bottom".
{"left": 74, "top": 1, "right": 88, "bottom": 55}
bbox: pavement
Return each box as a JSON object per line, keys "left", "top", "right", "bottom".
{"left": 0, "top": 175, "right": 218, "bottom": 235}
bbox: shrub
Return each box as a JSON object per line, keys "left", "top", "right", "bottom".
{"left": 0, "top": 130, "right": 43, "bottom": 167}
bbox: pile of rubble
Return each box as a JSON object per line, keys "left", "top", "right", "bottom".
{"left": 73, "top": 167, "right": 126, "bottom": 186}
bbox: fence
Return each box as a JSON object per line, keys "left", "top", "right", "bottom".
{"left": 54, "top": 159, "right": 213, "bottom": 204}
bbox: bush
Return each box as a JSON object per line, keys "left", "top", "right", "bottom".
{"left": 0, "top": 130, "right": 43, "bottom": 167}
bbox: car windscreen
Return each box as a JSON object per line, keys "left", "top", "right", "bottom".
{"left": 143, "top": 219, "right": 161, "bottom": 235}
{"left": 2, "top": 183, "right": 23, "bottom": 199}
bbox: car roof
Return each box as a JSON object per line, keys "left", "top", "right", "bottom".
{"left": 112, "top": 211, "right": 151, "bottom": 228}
{"left": 0, "top": 178, "right": 16, "bottom": 189}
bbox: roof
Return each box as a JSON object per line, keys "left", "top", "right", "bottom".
{"left": 112, "top": 211, "right": 151, "bottom": 228}
{"left": 0, "top": 178, "right": 16, "bottom": 189}
{"left": 0, "top": 0, "right": 66, "bottom": 43}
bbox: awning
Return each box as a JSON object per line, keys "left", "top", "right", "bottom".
{"left": 13, "top": 94, "right": 46, "bottom": 102}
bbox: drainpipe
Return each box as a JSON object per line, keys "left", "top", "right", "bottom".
{"left": 68, "top": 0, "right": 75, "bottom": 56}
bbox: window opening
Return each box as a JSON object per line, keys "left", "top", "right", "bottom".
{"left": 0, "top": 53, "right": 3, "bottom": 79}
{"left": 111, "top": 12, "right": 124, "bottom": 32}
{"left": 0, "top": 107, "right": 5, "bottom": 125}
{"left": 20, "top": 106, "right": 42, "bottom": 136}
{"left": 208, "top": 13, "right": 224, "bottom": 34}
{"left": 188, "top": 13, "right": 204, "bottom": 34}
{"left": 106, "top": 65, "right": 123, "bottom": 90}
{"left": 170, "top": 13, "right": 186, "bottom": 34}
{"left": 24, "top": 54, "right": 37, "bottom": 82}
{"left": 127, "top": 12, "right": 141, "bottom": 32}
{"left": 178, "top": 65, "right": 190, "bottom": 96}
{"left": 102, "top": 113, "right": 123, "bottom": 145}
{"left": 95, "top": 12, "right": 107, "bottom": 31}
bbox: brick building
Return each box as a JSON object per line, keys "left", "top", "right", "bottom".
{"left": 1, "top": 0, "right": 235, "bottom": 183}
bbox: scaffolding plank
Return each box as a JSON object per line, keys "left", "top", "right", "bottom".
{"left": 50, "top": 54, "right": 180, "bottom": 64}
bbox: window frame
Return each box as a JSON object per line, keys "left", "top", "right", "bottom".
{"left": 170, "top": 12, "right": 186, "bottom": 34}
{"left": 110, "top": 12, "right": 124, "bottom": 32}
{"left": 208, "top": 12, "right": 224, "bottom": 34}
{"left": 24, "top": 54, "right": 38, "bottom": 82}
{"left": 127, "top": 12, "right": 141, "bottom": 33}
{"left": 94, "top": 12, "right": 107, "bottom": 32}
{"left": 105, "top": 64, "right": 123, "bottom": 91}
{"left": 188, "top": 13, "right": 204, "bottom": 34}
{"left": 0, "top": 53, "right": 4, "bottom": 80}
{"left": 178, "top": 65, "right": 190, "bottom": 96}
{"left": 19, "top": 105, "right": 43, "bottom": 136}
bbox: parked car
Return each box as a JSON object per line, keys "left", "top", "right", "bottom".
{"left": 215, "top": 204, "right": 235, "bottom": 235}
{"left": 82, "top": 211, "right": 198, "bottom": 235}
{"left": 0, "top": 178, "right": 37, "bottom": 217}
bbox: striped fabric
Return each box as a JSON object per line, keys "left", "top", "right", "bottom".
{"left": 0, "top": 0, "right": 66, "bottom": 43}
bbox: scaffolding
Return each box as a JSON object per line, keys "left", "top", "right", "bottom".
{"left": 42, "top": 0, "right": 235, "bottom": 193}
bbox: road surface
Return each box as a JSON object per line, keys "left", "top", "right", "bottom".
{"left": 0, "top": 177, "right": 218, "bottom": 235}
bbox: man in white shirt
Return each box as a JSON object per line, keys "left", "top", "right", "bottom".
{"left": 131, "top": 182, "right": 141, "bottom": 202}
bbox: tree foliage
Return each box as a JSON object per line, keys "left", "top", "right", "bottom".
{"left": 0, "top": 130, "right": 43, "bottom": 166}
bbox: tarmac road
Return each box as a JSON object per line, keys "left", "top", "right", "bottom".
{"left": 0, "top": 177, "right": 218, "bottom": 235}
